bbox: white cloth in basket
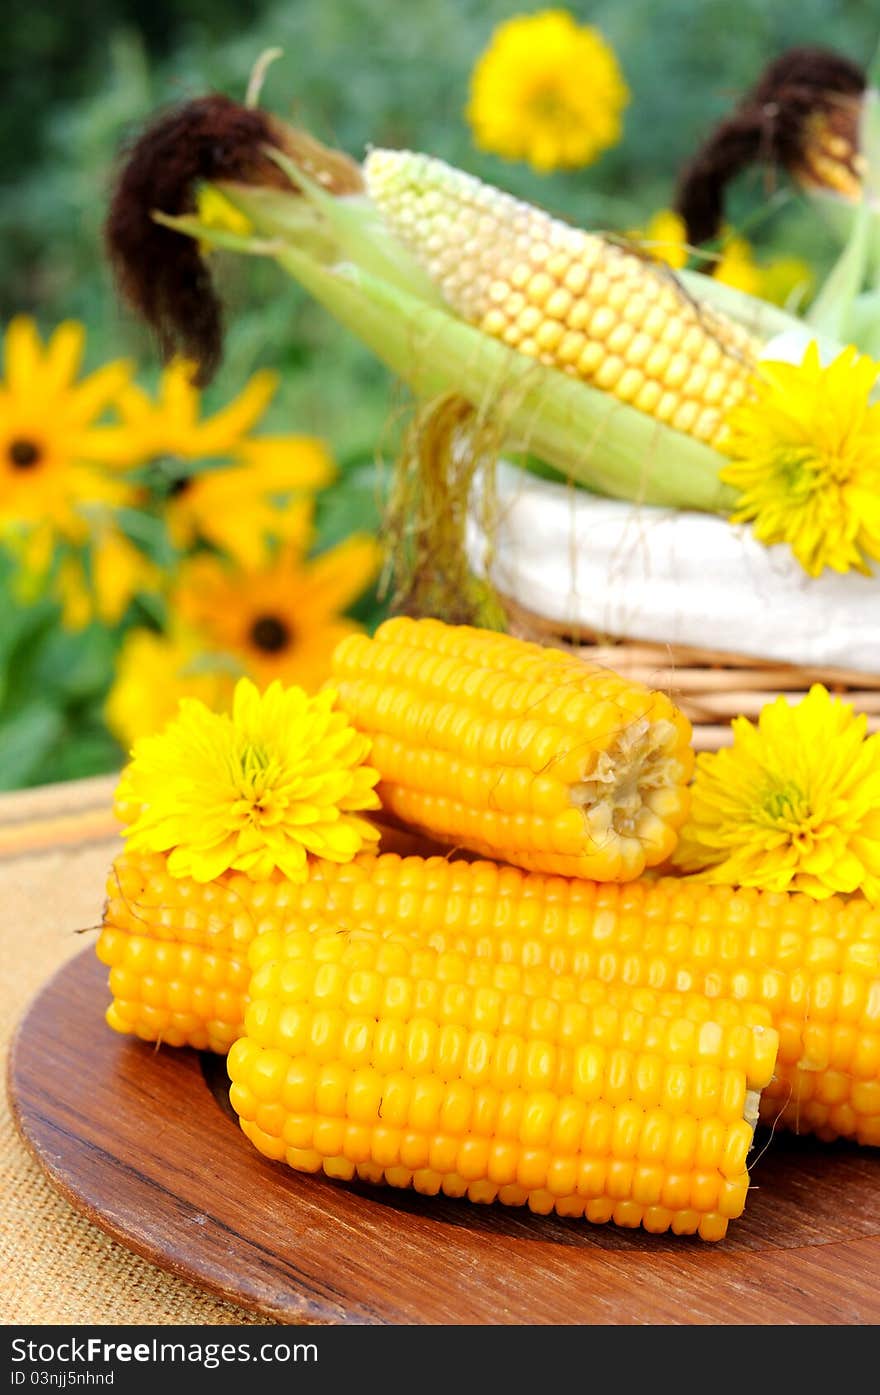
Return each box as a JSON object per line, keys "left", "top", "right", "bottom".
{"left": 467, "top": 462, "right": 880, "bottom": 674}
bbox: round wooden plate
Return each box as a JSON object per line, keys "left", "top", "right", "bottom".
{"left": 8, "top": 948, "right": 880, "bottom": 1325}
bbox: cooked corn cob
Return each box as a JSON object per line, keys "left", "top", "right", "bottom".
{"left": 95, "top": 823, "right": 448, "bottom": 1051}
{"left": 96, "top": 842, "right": 758, "bottom": 1055}
{"left": 284, "top": 852, "right": 880, "bottom": 1146}
{"left": 97, "top": 842, "right": 772, "bottom": 1060}
{"left": 331, "top": 615, "right": 694, "bottom": 881}
{"left": 229, "top": 916, "right": 777, "bottom": 1241}
{"left": 99, "top": 844, "right": 880, "bottom": 1147}
{"left": 96, "top": 851, "right": 257, "bottom": 1052}
{"left": 362, "top": 148, "right": 760, "bottom": 450}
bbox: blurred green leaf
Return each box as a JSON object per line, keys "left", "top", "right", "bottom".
{"left": 0, "top": 704, "right": 65, "bottom": 790}
{"left": 30, "top": 623, "right": 117, "bottom": 702}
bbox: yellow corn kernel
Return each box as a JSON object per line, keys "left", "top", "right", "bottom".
{"left": 362, "top": 148, "right": 758, "bottom": 453}
{"left": 332, "top": 616, "right": 694, "bottom": 881}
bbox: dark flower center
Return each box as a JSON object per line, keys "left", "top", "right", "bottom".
{"left": 168, "top": 475, "right": 193, "bottom": 497}
{"left": 8, "top": 438, "right": 42, "bottom": 469}
{"left": 249, "top": 615, "right": 292, "bottom": 654}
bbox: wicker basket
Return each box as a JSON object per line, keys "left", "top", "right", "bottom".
{"left": 502, "top": 595, "right": 880, "bottom": 752}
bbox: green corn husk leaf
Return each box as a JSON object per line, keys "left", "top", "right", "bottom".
{"left": 804, "top": 195, "right": 871, "bottom": 340}
{"left": 163, "top": 199, "right": 735, "bottom": 513}
{"left": 152, "top": 212, "right": 281, "bottom": 258}
{"left": 847, "top": 288, "right": 880, "bottom": 357}
{"left": 229, "top": 152, "right": 444, "bottom": 305}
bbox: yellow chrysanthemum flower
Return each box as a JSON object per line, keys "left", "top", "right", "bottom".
{"left": 0, "top": 317, "right": 142, "bottom": 540}
{"left": 115, "top": 677, "right": 381, "bottom": 882}
{"left": 164, "top": 436, "right": 334, "bottom": 568}
{"left": 722, "top": 342, "right": 880, "bottom": 576}
{"left": 172, "top": 507, "right": 381, "bottom": 693}
{"left": 106, "top": 627, "right": 238, "bottom": 751}
{"left": 672, "top": 685, "right": 880, "bottom": 901}
{"left": 466, "top": 10, "right": 628, "bottom": 173}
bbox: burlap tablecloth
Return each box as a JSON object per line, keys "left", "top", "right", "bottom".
{"left": 0, "top": 775, "right": 269, "bottom": 1326}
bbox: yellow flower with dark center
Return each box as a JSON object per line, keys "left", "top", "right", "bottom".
{"left": 672, "top": 685, "right": 880, "bottom": 901}
{"left": 106, "top": 627, "right": 238, "bottom": 751}
{"left": 117, "top": 357, "right": 280, "bottom": 462}
{"left": 467, "top": 10, "right": 628, "bottom": 173}
{"left": 0, "top": 317, "right": 141, "bottom": 539}
{"left": 115, "top": 677, "right": 381, "bottom": 882}
{"left": 55, "top": 528, "right": 162, "bottom": 630}
{"left": 722, "top": 342, "right": 880, "bottom": 576}
{"left": 172, "top": 513, "right": 381, "bottom": 694}
{"left": 164, "top": 435, "right": 334, "bottom": 568}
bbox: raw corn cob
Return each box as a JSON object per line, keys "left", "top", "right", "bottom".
{"left": 331, "top": 615, "right": 694, "bottom": 881}
{"left": 362, "top": 148, "right": 760, "bottom": 449}
{"left": 229, "top": 915, "right": 778, "bottom": 1241}
{"left": 283, "top": 852, "right": 880, "bottom": 1146}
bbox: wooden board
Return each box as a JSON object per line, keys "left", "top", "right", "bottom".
{"left": 8, "top": 948, "right": 880, "bottom": 1325}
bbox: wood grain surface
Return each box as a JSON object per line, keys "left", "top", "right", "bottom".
{"left": 8, "top": 947, "right": 880, "bottom": 1325}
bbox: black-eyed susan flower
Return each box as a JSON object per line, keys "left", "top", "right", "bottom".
{"left": 722, "top": 342, "right": 880, "bottom": 576}
{"left": 672, "top": 685, "right": 880, "bottom": 901}
{"left": 0, "top": 316, "right": 141, "bottom": 540}
{"left": 466, "top": 10, "right": 628, "bottom": 173}
{"left": 117, "top": 356, "right": 279, "bottom": 462}
{"left": 54, "top": 526, "right": 162, "bottom": 630}
{"left": 163, "top": 435, "right": 334, "bottom": 568}
{"left": 115, "top": 677, "right": 381, "bottom": 881}
{"left": 172, "top": 510, "right": 381, "bottom": 694}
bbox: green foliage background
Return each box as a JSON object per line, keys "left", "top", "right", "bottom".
{"left": 1, "top": 0, "right": 877, "bottom": 788}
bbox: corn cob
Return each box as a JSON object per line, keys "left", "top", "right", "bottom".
{"left": 97, "top": 842, "right": 772, "bottom": 1061}
{"left": 99, "top": 843, "right": 880, "bottom": 1146}
{"left": 229, "top": 916, "right": 777, "bottom": 1241}
{"left": 281, "top": 852, "right": 880, "bottom": 1146}
{"left": 95, "top": 822, "right": 449, "bottom": 1052}
{"left": 331, "top": 615, "right": 694, "bottom": 881}
{"left": 96, "top": 851, "right": 257, "bottom": 1052}
{"left": 362, "top": 148, "right": 760, "bottom": 450}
